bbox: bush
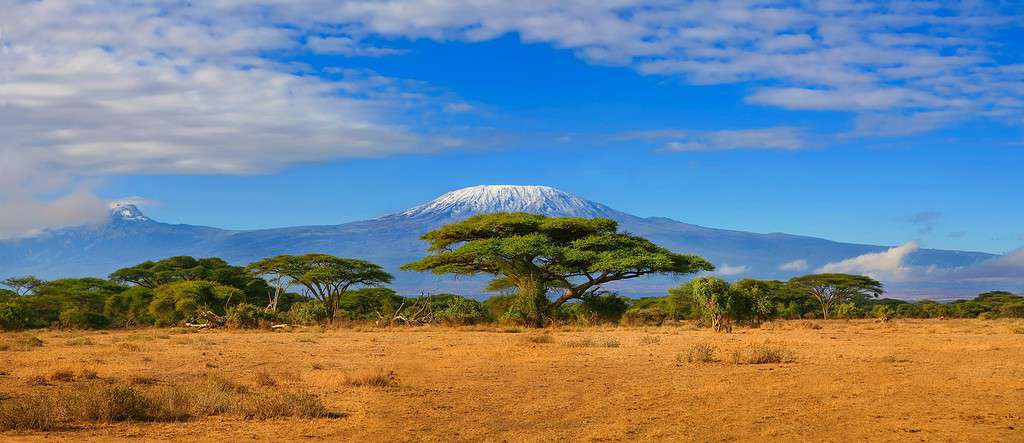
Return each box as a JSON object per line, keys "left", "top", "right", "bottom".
{"left": 621, "top": 308, "right": 669, "bottom": 326}
{"left": 58, "top": 308, "right": 111, "bottom": 329}
{"left": 680, "top": 343, "right": 717, "bottom": 363}
{"left": 432, "top": 294, "right": 488, "bottom": 325}
{"left": 999, "top": 302, "right": 1024, "bottom": 318}
{"left": 290, "top": 301, "right": 330, "bottom": 325}
{"left": 0, "top": 302, "right": 29, "bottom": 331}
{"left": 149, "top": 281, "right": 244, "bottom": 326}
{"left": 0, "top": 396, "right": 59, "bottom": 431}
{"left": 730, "top": 342, "right": 793, "bottom": 364}
{"left": 226, "top": 303, "right": 277, "bottom": 328}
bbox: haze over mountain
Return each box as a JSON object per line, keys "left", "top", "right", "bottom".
{"left": 0, "top": 185, "right": 996, "bottom": 298}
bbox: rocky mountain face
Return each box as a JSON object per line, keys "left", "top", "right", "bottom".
{"left": 0, "top": 186, "right": 994, "bottom": 297}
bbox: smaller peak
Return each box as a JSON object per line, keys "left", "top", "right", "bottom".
{"left": 109, "top": 202, "right": 150, "bottom": 222}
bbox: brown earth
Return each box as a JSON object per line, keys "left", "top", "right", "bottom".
{"left": 2, "top": 319, "right": 1023, "bottom": 442}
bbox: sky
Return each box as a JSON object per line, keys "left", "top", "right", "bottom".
{"left": 2, "top": 0, "right": 1023, "bottom": 259}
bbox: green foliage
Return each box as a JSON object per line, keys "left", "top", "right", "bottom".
{"left": 289, "top": 300, "right": 330, "bottom": 325}
{"left": 999, "top": 302, "right": 1024, "bottom": 318}
{"left": 621, "top": 307, "right": 669, "bottom": 326}
{"left": 0, "top": 302, "right": 30, "bottom": 330}
{"left": 104, "top": 286, "right": 154, "bottom": 327}
{"left": 403, "top": 212, "right": 712, "bottom": 326}
{"left": 678, "top": 277, "right": 735, "bottom": 332}
{"left": 58, "top": 308, "right": 111, "bottom": 329}
{"left": 559, "top": 292, "right": 630, "bottom": 324}
{"left": 2, "top": 276, "right": 45, "bottom": 296}
{"left": 149, "top": 280, "right": 244, "bottom": 326}
{"left": 430, "top": 294, "right": 488, "bottom": 325}
{"left": 246, "top": 254, "right": 392, "bottom": 321}
{"left": 833, "top": 302, "right": 863, "bottom": 319}
{"left": 788, "top": 273, "right": 884, "bottom": 320}
{"left": 337, "top": 288, "right": 403, "bottom": 321}
{"left": 482, "top": 294, "right": 519, "bottom": 322}
{"left": 226, "top": 303, "right": 277, "bottom": 328}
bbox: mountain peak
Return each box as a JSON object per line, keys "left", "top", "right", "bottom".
{"left": 394, "top": 185, "right": 622, "bottom": 220}
{"left": 109, "top": 203, "right": 150, "bottom": 222}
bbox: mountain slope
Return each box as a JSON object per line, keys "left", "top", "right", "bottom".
{"left": 0, "top": 186, "right": 994, "bottom": 296}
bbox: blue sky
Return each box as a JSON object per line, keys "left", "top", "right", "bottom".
{"left": 3, "top": 1, "right": 1023, "bottom": 256}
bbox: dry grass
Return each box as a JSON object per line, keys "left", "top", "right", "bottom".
{"left": 255, "top": 370, "right": 277, "bottom": 387}
{"left": 526, "top": 334, "right": 555, "bottom": 344}
{"left": 565, "top": 338, "right": 620, "bottom": 348}
{"left": 638, "top": 336, "right": 662, "bottom": 346}
{"left": 1, "top": 320, "right": 1022, "bottom": 441}
{"left": 729, "top": 342, "right": 794, "bottom": 364}
{"left": 679, "top": 343, "right": 718, "bottom": 363}
{"left": 0, "top": 335, "right": 44, "bottom": 352}
{"left": 343, "top": 369, "right": 398, "bottom": 388}
{"left": 0, "top": 376, "right": 332, "bottom": 431}
{"left": 65, "top": 337, "right": 95, "bottom": 346}
{"left": 50, "top": 370, "right": 75, "bottom": 383}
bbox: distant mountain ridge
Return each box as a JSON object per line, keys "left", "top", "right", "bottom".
{"left": 0, "top": 185, "right": 994, "bottom": 297}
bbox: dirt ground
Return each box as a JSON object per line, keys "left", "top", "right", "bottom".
{"left": 2, "top": 319, "right": 1023, "bottom": 442}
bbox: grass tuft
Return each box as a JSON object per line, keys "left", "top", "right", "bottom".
{"left": 639, "top": 336, "right": 662, "bottom": 346}
{"left": 343, "top": 369, "right": 398, "bottom": 388}
{"left": 255, "top": 370, "right": 277, "bottom": 387}
{"left": 679, "top": 343, "right": 718, "bottom": 364}
{"left": 527, "top": 335, "right": 555, "bottom": 344}
{"left": 730, "top": 342, "right": 793, "bottom": 364}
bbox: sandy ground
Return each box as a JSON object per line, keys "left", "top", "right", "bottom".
{"left": 2, "top": 319, "right": 1023, "bottom": 442}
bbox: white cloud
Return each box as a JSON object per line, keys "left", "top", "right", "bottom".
{"left": 0, "top": 1, "right": 467, "bottom": 237}
{"left": 622, "top": 127, "right": 809, "bottom": 152}
{"left": 4, "top": 1, "right": 1023, "bottom": 235}
{"left": 779, "top": 259, "right": 809, "bottom": 272}
{"left": 305, "top": 36, "right": 406, "bottom": 56}
{"left": 819, "top": 241, "right": 921, "bottom": 281}
{"left": 717, "top": 264, "right": 750, "bottom": 276}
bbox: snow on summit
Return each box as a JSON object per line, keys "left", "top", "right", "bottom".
{"left": 396, "top": 185, "right": 620, "bottom": 220}
{"left": 109, "top": 203, "right": 150, "bottom": 222}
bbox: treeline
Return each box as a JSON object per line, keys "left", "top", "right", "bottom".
{"left": 1, "top": 255, "right": 1021, "bottom": 331}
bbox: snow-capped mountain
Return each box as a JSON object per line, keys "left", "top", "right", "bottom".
{"left": 109, "top": 203, "right": 151, "bottom": 222}
{"left": 392, "top": 185, "right": 622, "bottom": 221}
{"left": 0, "top": 185, "right": 997, "bottom": 297}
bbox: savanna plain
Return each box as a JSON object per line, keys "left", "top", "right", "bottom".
{"left": 2, "top": 319, "right": 1022, "bottom": 442}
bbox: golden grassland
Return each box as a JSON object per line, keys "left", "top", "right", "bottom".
{"left": 2, "top": 319, "right": 1023, "bottom": 442}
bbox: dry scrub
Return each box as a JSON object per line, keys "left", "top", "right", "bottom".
{"left": 0, "top": 375, "right": 333, "bottom": 431}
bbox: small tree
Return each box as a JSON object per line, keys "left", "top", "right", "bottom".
{"left": 252, "top": 254, "right": 392, "bottom": 321}
{"left": 788, "top": 273, "right": 883, "bottom": 320}
{"left": 675, "top": 277, "right": 735, "bottom": 332}
{"left": 731, "top": 279, "right": 780, "bottom": 325}
{"left": 403, "top": 213, "right": 712, "bottom": 326}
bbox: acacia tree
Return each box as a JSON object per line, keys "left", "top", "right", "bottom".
{"left": 1, "top": 276, "right": 45, "bottom": 296}
{"left": 246, "top": 256, "right": 294, "bottom": 311}
{"left": 252, "top": 254, "right": 392, "bottom": 321}
{"left": 788, "top": 273, "right": 883, "bottom": 320}
{"left": 403, "top": 213, "right": 713, "bottom": 325}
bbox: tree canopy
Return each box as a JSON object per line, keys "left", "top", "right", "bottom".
{"left": 403, "top": 212, "right": 713, "bottom": 325}
{"left": 788, "top": 273, "right": 883, "bottom": 319}
{"left": 247, "top": 254, "right": 393, "bottom": 320}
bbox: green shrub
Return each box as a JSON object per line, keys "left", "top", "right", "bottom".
{"left": 290, "top": 301, "right": 329, "bottom": 325}
{"left": 432, "top": 294, "right": 488, "bottom": 325}
{"left": 999, "top": 302, "right": 1024, "bottom": 318}
{"left": 0, "top": 302, "right": 29, "bottom": 331}
{"left": 58, "top": 308, "right": 111, "bottom": 329}
{"left": 621, "top": 308, "right": 669, "bottom": 326}
{"left": 149, "top": 281, "right": 244, "bottom": 326}
{"left": 226, "top": 303, "right": 276, "bottom": 328}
